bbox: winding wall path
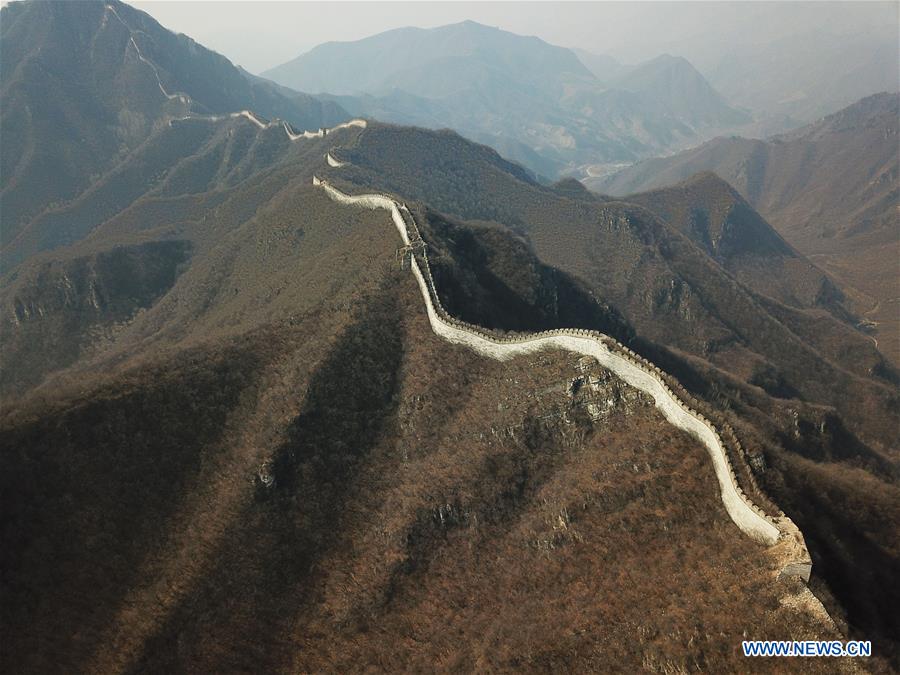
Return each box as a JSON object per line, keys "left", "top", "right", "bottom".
{"left": 171, "top": 111, "right": 367, "bottom": 141}
{"left": 105, "top": 4, "right": 367, "bottom": 143}
{"left": 94, "top": 3, "right": 814, "bottom": 577}
{"left": 314, "top": 175, "right": 816, "bottom": 580}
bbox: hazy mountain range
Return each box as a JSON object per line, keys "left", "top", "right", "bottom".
{"left": 263, "top": 21, "right": 752, "bottom": 179}
{"left": 594, "top": 92, "right": 900, "bottom": 363}
{"left": 591, "top": 2, "right": 899, "bottom": 122}
{"left": 699, "top": 26, "right": 899, "bottom": 122}
{"left": 262, "top": 18, "right": 897, "bottom": 181}
{"left": 2, "top": 1, "right": 899, "bottom": 671}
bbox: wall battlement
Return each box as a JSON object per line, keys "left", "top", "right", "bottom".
{"left": 313, "top": 175, "right": 813, "bottom": 582}
{"left": 106, "top": 2, "right": 368, "bottom": 143}
{"left": 168, "top": 112, "right": 367, "bottom": 142}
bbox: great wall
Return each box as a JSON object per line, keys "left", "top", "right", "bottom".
{"left": 169, "top": 111, "right": 367, "bottom": 140}
{"left": 104, "top": 3, "right": 368, "bottom": 143}
{"left": 8, "top": 7, "right": 850, "bottom": 655}
{"left": 84, "top": 21, "right": 827, "bottom": 600}
{"left": 311, "top": 170, "right": 821, "bottom": 586}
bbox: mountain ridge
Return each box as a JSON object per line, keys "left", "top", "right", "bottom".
{"left": 0, "top": 0, "right": 349, "bottom": 252}
{"left": 592, "top": 92, "right": 900, "bottom": 363}
{"left": 263, "top": 20, "right": 750, "bottom": 179}
{"left": 263, "top": 20, "right": 593, "bottom": 97}
{"left": 314, "top": 174, "right": 807, "bottom": 552}
{"left": 3, "top": 1, "right": 899, "bottom": 669}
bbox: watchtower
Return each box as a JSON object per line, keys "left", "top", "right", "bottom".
{"left": 396, "top": 240, "right": 427, "bottom": 269}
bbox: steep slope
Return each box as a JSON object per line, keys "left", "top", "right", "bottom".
{"left": 1, "top": 270, "right": 843, "bottom": 673}
{"left": 594, "top": 93, "right": 900, "bottom": 363}
{"left": 1, "top": 110, "right": 847, "bottom": 672}
{"left": 0, "top": 116, "right": 371, "bottom": 397}
{"left": 625, "top": 172, "right": 848, "bottom": 314}
{"left": 1, "top": 120, "right": 846, "bottom": 672}
{"left": 333, "top": 123, "right": 897, "bottom": 440}
{"left": 264, "top": 22, "right": 749, "bottom": 180}
{"left": 322, "top": 123, "right": 900, "bottom": 659}
{"left": 0, "top": 0, "right": 348, "bottom": 248}
{"left": 2, "top": 2, "right": 898, "bottom": 668}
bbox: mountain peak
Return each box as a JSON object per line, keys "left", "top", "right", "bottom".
{"left": 648, "top": 53, "right": 691, "bottom": 66}
{"left": 263, "top": 19, "right": 592, "bottom": 97}
{"left": 679, "top": 170, "right": 740, "bottom": 194}
{"left": 453, "top": 19, "right": 494, "bottom": 29}
{"left": 796, "top": 90, "right": 898, "bottom": 139}
{"left": 611, "top": 53, "right": 749, "bottom": 128}
{"left": 629, "top": 170, "right": 797, "bottom": 262}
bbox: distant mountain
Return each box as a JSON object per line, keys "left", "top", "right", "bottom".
{"left": 264, "top": 22, "right": 750, "bottom": 179}
{"left": 265, "top": 20, "right": 592, "bottom": 99}
{"left": 705, "top": 28, "right": 899, "bottom": 122}
{"left": 625, "top": 172, "right": 849, "bottom": 315}
{"left": 627, "top": 172, "right": 794, "bottom": 261}
{"left": 572, "top": 49, "right": 633, "bottom": 83}
{"left": 612, "top": 54, "right": 749, "bottom": 128}
{"left": 593, "top": 93, "right": 900, "bottom": 363}
{"left": 586, "top": 3, "right": 898, "bottom": 126}
{"left": 0, "top": 0, "right": 348, "bottom": 251}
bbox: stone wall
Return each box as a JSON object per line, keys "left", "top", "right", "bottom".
{"left": 314, "top": 176, "right": 813, "bottom": 581}
{"left": 168, "top": 113, "right": 368, "bottom": 142}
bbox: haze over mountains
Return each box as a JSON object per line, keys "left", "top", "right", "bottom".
{"left": 595, "top": 93, "right": 900, "bottom": 364}
{"left": 691, "top": 23, "right": 899, "bottom": 123}
{"left": 264, "top": 21, "right": 752, "bottom": 179}
{"left": 261, "top": 13, "right": 897, "bottom": 182}
{"left": 2, "top": 0, "right": 899, "bottom": 672}
{"left": 581, "top": 2, "right": 899, "bottom": 123}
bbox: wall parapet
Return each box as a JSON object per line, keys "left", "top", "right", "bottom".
{"left": 169, "top": 112, "right": 367, "bottom": 143}
{"left": 313, "top": 176, "right": 812, "bottom": 581}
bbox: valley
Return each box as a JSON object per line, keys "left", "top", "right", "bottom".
{"left": 593, "top": 93, "right": 900, "bottom": 364}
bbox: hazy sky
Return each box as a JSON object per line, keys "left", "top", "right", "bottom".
{"left": 132, "top": 1, "right": 898, "bottom": 75}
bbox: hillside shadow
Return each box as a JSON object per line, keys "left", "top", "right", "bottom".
{"left": 127, "top": 279, "right": 405, "bottom": 673}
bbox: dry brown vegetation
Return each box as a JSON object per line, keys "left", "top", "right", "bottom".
{"left": 1, "top": 274, "right": 847, "bottom": 673}
{"left": 0, "top": 0, "right": 347, "bottom": 256}
{"left": 596, "top": 93, "right": 900, "bottom": 365}
{"left": 326, "top": 123, "right": 900, "bottom": 662}
{"left": 1, "top": 89, "right": 896, "bottom": 672}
